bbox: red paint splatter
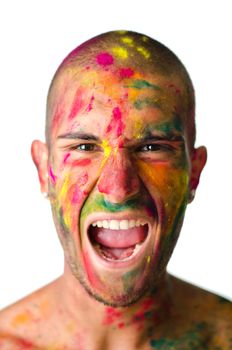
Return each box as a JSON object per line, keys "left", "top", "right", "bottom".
{"left": 117, "top": 322, "right": 125, "bottom": 329}
{"left": 167, "top": 83, "right": 181, "bottom": 94}
{"left": 106, "top": 107, "right": 125, "bottom": 137}
{"left": 49, "top": 166, "right": 57, "bottom": 184}
{"left": 86, "top": 95, "right": 95, "bottom": 112}
{"left": 103, "top": 307, "right": 123, "bottom": 325}
{"left": 67, "top": 88, "right": 85, "bottom": 120}
{"left": 0, "top": 334, "right": 33, "bottom": 349}
{"left": 71, "top": 159, "right": 91, "bottom": 167}
{"left": 142, "top": 297, "right": 155, "bottom": 311}
{"left": 96, "top": 52, "right": 114, "bottom": 67}
{"left": 63, "top": 152, "right": 71, "bottom": 164}
{"left": 119, "top": 67, "right": 134, "bottom": 78}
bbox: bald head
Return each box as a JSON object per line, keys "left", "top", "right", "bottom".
{"left": 46, "top": 30, "right": 195, "bottom": 148}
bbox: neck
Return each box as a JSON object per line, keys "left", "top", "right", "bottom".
{"left": 54, "top": 263, "right": 173, "bottom": 348}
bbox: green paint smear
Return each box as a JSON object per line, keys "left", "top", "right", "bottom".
{"left": 80, "top": 192, "right": 156, "bottom": 235}
{"left": 124, "top": 79, "right": 161, "bottom": 91}
{"left": 122, "top": 267, "right": 142, "bottom": 294}
{"left": 155, "top": 114, "right": 183, "bottom": 134}
{"left": 134, "top": 98, "right": 160, "bottom": 110}
{"left": 150, "top": 323, "right": 208, "bottom": 349}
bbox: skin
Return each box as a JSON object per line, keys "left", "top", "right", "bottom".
{"left": 0, "top": 31, "right": 231, "bottom": 349}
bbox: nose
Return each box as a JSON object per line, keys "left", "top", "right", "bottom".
{"left": 97, "top": 150, "right": 140, "bottom": 204}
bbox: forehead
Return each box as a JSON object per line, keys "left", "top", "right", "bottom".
{"left": 48, "top": 66, "right": 186, "bottom": 141}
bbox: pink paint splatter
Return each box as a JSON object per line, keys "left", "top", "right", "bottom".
{"left": 67, "top": 88, "right": 85, "bottom": 120}
{"left": 83, "top": 250, "right": 100, "bottom": 288}
{"left": 78, "top": 172, "right": 89, "bottom": 186}
{"left": 72, "top": 185, "right": 83, "bottom": 204}
{"left": 63, "top": 153, "right": 71, "bottom": 164}
{"left": 119, "top": 67, "right": 134, "bottom": 79}
{"left": 49, "top": 166, "right": 57, "bottom": 184}
{"left": 96, "top": 52, "right": 114, "bottom": 67}
{"left": 86, "top": 95, "right": 94, "bottom": 112}
{"left": 71, "top": 159, "right": 91, "bottom": 167}
{"left": 106, "top": 106, "right": 125, "bottom": 137}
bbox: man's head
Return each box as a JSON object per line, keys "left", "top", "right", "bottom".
{"left": 31, "top": 31, "right": 207, "bottom": 306}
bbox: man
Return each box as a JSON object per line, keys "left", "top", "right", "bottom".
{"left": 0, "top": 30, "right": 231, "bottom": 349}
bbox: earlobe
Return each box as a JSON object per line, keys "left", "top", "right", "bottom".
{"left": 31, "top": 140, "right": 49, "bottom": 195}
{"left": 189, "top": 146, "right": 207, "bottom": 202}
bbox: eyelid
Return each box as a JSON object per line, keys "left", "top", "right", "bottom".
{"left": 134, "top": 141, "right": 177, "bottom": 152}
{"left": 60, "top": 141, "right": 100, "bottom": 152}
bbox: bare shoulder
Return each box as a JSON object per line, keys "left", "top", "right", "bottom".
{"left": 0, "top": 278, "right": 61, "bottom": 349}
{"left": 169, "top": 274, "right": 232, "bottom": 348}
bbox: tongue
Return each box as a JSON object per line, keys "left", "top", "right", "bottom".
{"left": 100, "top": 246, "right": 135, "bottom": 260}
{"left": 91, "top": 226, "right": 147, "bottom": 248}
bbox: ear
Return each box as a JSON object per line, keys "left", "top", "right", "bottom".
{"left": 31, "top": 140, "right": 49, "bottom": 194}
{"left": 189, "top": 146, "right": 207, "bottom": 203}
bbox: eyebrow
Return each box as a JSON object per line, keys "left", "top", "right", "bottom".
{"left": 57, "top": 132, "right": 100, "bottom": 142}
{"left": 57, "top": 131, "right": 185, "bottom": 145}
{"left": 135, "top": 132, "right": 185, "bottom": 143}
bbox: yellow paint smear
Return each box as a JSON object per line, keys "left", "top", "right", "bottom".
{"left": 137, "top": 46, "right": 150, "bottom": 59}
{"left": 58, "top": 173, "right": 72, "bottom": 229}
{"left": 133, "top": 118, "right": 144, "bottom": 138}
{"left": 142, "top": 35, "right": 149, "bottom": 42}
{"left": 147, "top": 255, "right": 151, "bottom": 264}
{"left": 11, "top": 313, "right": 31, "bottom": 327}
{"left": 102, "top": 139, "right": 112, "bottom": 157}
{"left": 121, "top": 37, "right": 134, "bottom": 46}
{"left": 112, "top": 47, "right": 128, "bottom": 59}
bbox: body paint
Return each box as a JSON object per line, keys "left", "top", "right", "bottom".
{"left": 136, "top": 46, "right": 150, "bottom": 59}
{"left": 112, "top": 47, "right": 128, "bottom": 59}
{"left": 49, "top": 166, "right": 57, "bottom": 184}
{"left": 106, "top": 107, "right": 124, "bottom": 137}
{"left": 119, "top": 67, "right": 134, "bottom": 79}
{"left": 96, "top": 52, "right": 114, "bottom": 67}
{"left": 67, "top": 87, "right": 85, "bottom": 120}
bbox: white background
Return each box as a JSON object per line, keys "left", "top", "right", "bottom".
{"left": 0, "top": 0, "right": 231, "bottom": 309}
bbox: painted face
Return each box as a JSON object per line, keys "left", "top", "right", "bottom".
{"left": 47, "top": 58, "right": 191, "bottom": 306}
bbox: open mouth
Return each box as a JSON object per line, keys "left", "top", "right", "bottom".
{"left": 88, "top": 219, "right": 149, "bottom": 262}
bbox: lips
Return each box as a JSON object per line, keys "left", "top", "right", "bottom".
{"left": 88, "top": 219, "right": 149, "bottom": 261}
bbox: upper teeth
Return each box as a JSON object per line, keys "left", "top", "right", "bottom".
{"left": 91, "top": 219, "right": 147, "bottom": 230}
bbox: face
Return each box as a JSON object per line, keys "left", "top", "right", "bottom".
{"left": 32, "top": 58, "right": 206, "bottom": 307}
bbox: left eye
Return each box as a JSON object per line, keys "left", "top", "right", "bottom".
{"left": 137, "top": 144, "right": 173, "bottom": 152}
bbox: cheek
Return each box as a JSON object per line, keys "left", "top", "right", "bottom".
{"left": 49, "top": 160, "right": 95, "bottom": 233}
{"left": 138, "top": 161, "right": 189, "bottom": 197}
{"left": 137, "top": 161, "right": 189, "bottom": 227}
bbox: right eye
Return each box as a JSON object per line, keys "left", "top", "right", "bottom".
{"left": 71, "top": 143, "right": 97, "bottom": 151}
